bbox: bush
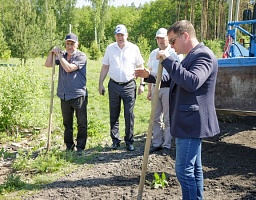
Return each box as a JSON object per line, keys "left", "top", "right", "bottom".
{"left": 137, "top": 36, "right": 151, "bottom": 63}
{"left": 0, "top": 65, "right": 49, "bottom": 133}
{"left": 79, "top": 44, "right": 89, "bottom": 58}
{"left": 88, "top": 40, "right": 101, "bottom": 61}
{"left": 203, "top": 39, "right": 224, "bottom": 58}
{"left": 0, "top": 49, "right": 11, "bottom": 60}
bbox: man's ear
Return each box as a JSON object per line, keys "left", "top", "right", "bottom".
{"left": 183, "top": 32, "right": 189, "bottom": 41}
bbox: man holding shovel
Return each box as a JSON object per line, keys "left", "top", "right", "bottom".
{"left": 45, "top": 33, "right": 88, "bottom": 155}
{"left": 135, "top": 20, "right": 220, "bottom": 199}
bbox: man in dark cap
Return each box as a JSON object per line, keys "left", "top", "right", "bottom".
{"left": 45, "top": 33, "right": 88, "bottom": 155}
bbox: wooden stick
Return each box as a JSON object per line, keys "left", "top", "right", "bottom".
{"left": 46, "top": 54, "right": 56, "bottom": 153}
{"left": 137, "top": 58, "right": 163, "bottom": 200}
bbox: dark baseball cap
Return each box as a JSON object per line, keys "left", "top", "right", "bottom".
{"left": 65, "top": 33, "right": 78, "bottom": 42}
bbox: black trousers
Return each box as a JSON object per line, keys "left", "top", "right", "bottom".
{"left": 108, "top": 79, "right": 136, "bottom": 145}
{"left": 61, "top": 96, "right": 88, "bottom": 150}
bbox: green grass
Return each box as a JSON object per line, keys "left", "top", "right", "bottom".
{"left": 0, "top": 57, "right": 151, "bottom": 198}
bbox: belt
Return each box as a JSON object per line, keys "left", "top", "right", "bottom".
{"left": 153, "top": 84, "right": 170, "bottom": 88}
{"left": 110, "top": 78, "right": 134, "bottom": 85}
{"left": 153, "top": 81, "right": 170, "bottom": 88}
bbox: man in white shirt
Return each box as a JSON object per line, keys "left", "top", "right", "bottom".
{"left": 98, "top": 24, "right": 144, "bottom": 151}
{"left": 147, "top": 28, "right": 182, "bottom": 156}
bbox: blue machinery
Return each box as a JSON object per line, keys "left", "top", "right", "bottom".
{"left": 216, "top": 0, "right": 256, "bottom": 116}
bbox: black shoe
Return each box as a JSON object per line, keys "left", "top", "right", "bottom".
{"left": 66, "top": 144, "right": 75, "bottom": 152}
{"left": 162, "top": 147, "right": 170, "bottom": 156}
{"left": 126, "top": 144, "right": 135, "bottom": 151}
{"left": 149, "top": 146, "right": 162, "bottom": 153}
{"left": 76, "top": 148, "right": 84, "bottom": 156}
{"left": 111, "top": 143, "right": 120, "bottom": 150}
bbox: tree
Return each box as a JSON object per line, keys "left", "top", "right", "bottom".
{"left": 86, "top": 0, "right": 111, "bottom": 51}
{"left": 6, "top": 0, "right": 41, "bottom": 65}
{"left": 0, "top": 1, "right": 11, "bottom": 60}
{"left": 55, "top": 0, "right": 77, "bottom": 39}
{"left": 0, "top": 24, "right": 11, "bottom": 60}
{"left": 35, "top": 0, "right": 57, "bottom": 55}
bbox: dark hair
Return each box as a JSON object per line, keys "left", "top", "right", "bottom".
{"left": 168, "top": 20, "right": 196, "bottom": 38}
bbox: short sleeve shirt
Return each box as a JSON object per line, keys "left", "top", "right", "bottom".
{"left": 56, "top": 50, "right": 87, "bottom": 101}
{"left": 102, "top": 41, "right": 144, "bottom": 83}
{"left": 147, "top": 45, "right": 182, "bottom": 76}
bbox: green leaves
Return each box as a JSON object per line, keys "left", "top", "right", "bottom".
{"left": 146, "top": 172, "right": 169, "bottom": 189}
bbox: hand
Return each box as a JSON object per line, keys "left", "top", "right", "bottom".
{"left": 134, "top": 68, "right": 150, "bottom": 78}
{"left": 99, "top": 85, "right": 106, "bottom": 95}
{"left": 156, "top": 50, "right": 168, "bottom": 60}
{"left": 162, "top": 74, "right": 170, "bottom": 82}
{"left": 52, "top": 46, "right": 62, "bottom": 55}
{"left": 147, "top": 92, "right": 151, "bottom": 101}
{"left": 138, "top": 85, "right": 144, "bottom": 95}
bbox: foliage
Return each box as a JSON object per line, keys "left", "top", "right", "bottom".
{"left": 0, "top": 57, "right": 151, "bottom": 197}
{"left": 0, "top": 49, "right": 11, "bottom": 61}
{"left": 88, "top": 40, "right": 101, "bottom": 60}
{"left": 146, "top": 172, "right": 168, "bottom": 189}
{"left": 0, "top": 25, "right": 11, "bottom": 60}
{"left": 105, "top": 6, "right": 141, "bottom": 43}
{"left": 79, "top": 44, "right": 90, "bottom": 57}
{"left": 13, "top": 150, "right": 64, "bottom": 173}
{"left": 0, "top": 64, "right": 50, "bottom": 133}
{"left": 5, "top": 0, "right": 41, "bottom": 65}
{"left": 0, "top": 174, "right": 25, "bottom": 193}
{"left": 137, "top": 36, "right": 151, "bottom": 64}
{"left": 0, "top": 0, "right": 246, "bottom": 62}
{"left": 203, "top": 39, "right": 225, "bottom": 58}
{"left": 54, "top": 0, "right": 77, "bottom": 39}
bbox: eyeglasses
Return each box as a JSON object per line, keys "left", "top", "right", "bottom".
{"left": 169, "top": 33, "right": 184, "bottom": 45}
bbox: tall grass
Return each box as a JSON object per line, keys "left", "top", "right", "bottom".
{"left": 0, "top": 57, "right": 151, "bottom": 197}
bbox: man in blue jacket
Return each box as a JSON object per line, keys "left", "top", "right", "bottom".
{"left": 135, "top": 20, "right": 220, "bottom": 200}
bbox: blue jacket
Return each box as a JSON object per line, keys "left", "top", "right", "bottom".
{"left": 162, "top": 43, "right": 220, "bottom": 138}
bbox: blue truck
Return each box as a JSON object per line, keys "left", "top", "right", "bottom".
{"left": 216, "top": 0, "right": 256, "bottom": 116}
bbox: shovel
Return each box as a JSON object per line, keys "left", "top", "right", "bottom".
{"left": 137, "top": 58, "right": 163, "bottom": 200}
{"left": 46, "top": 54, "right": 56, "bottom": 153}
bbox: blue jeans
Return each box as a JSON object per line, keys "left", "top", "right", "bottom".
{"left": 175, "top": 138, "right": 203, "bottom": 200}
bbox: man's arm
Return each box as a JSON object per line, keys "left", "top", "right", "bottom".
{"left": 98, "top": 64, "right": 109, "bottom": 95}
{"left": 136, "top": 64, "right": 145, "bottom": 95}
{"left": 58, "top": 54, "right": 79, "bottom": 73}
{"left": 45, "top": 49, "right": 54, "bottom": 67}
{"left": 134, "top": 68, "right": 150, "bottom": 79}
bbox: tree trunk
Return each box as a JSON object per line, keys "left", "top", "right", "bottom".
{"left": 177, "top": 0, "right": 181, "bottom": 21}
{"left": 200, "top": 0, "right": 204, "bottom": 41}
{"left": 190, "top": 0, "right": 195, "bottom": 24}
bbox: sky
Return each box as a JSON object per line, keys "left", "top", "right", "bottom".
{"left": 76, "top": 0, "right": 155, "bottom": 8}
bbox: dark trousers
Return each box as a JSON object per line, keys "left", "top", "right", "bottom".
{"left": 61, "top": 96, "right": 88, "bottom": 150}
{"left": 108, "top": 79, "right": 136, "bottom": 145}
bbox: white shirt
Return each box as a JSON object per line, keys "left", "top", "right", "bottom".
{"left": 102, "top": 41, "right": 144, "bottom": 83}
{"left": 147, "top": 45, "right": 183, "bottom": 76}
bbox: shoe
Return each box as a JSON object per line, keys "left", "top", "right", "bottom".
{"left": 66, "top": 144, "right": 75, "bottom": 152}
{"left": 76, "top": 148, "right": 84, "bottom": 156}
{"left": 162, "top": 147, "right": 170, "bottom": 156}
{"left": 111, "top": 143, "right": 120, "bottom": 150}
{"left": 149, "top": 146, "right": 162, "bottom": 153}
{"left": 126, "top": 144, "right": 135, "bottom": 151}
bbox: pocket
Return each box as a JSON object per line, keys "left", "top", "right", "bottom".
{"left": 178, "top": 104, "right": 199, "bottom": 111}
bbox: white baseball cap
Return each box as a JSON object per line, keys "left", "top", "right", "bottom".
{"left": 114, "top": 24, "right": 127, "bottom": 35}
{"left": 155, "top": 28, "right": 167, "bottom": 38}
